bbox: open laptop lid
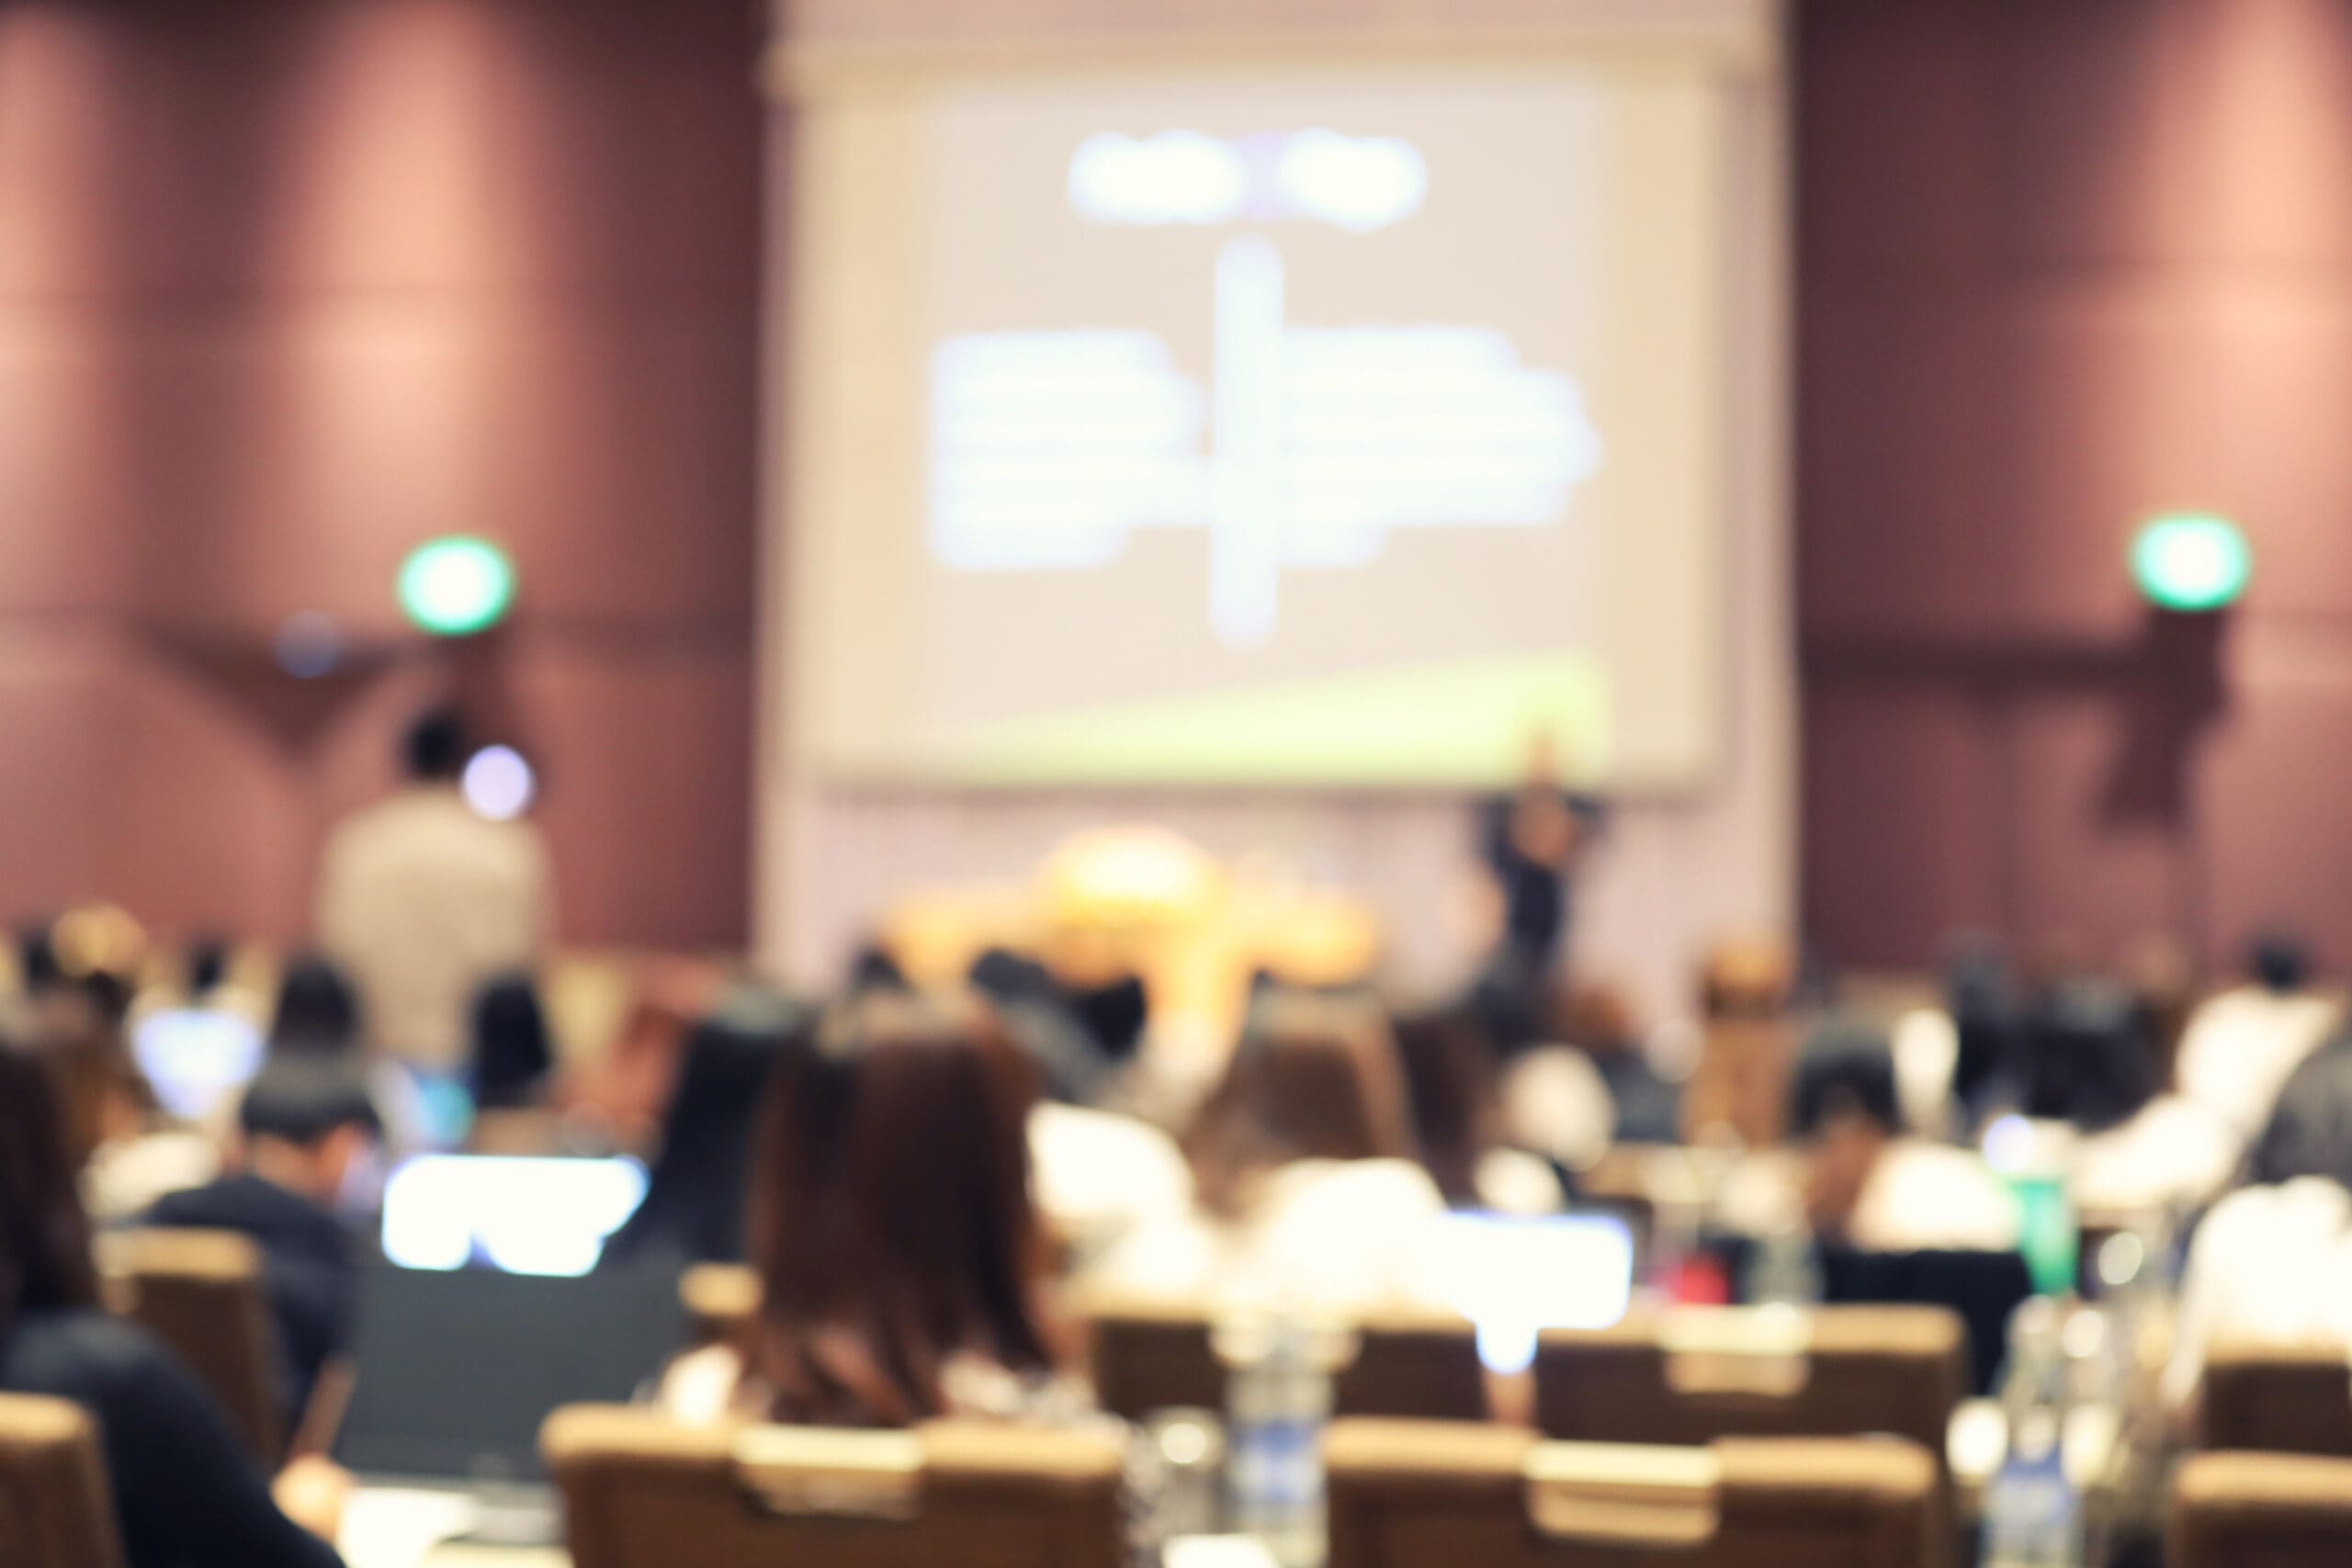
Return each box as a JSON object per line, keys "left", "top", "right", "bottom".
{"left": 334, "top": 1258, "right": 685, "bottom": 1486}
{"left": 1428, "top": 1209, "right": 1635, "bottom": 1374}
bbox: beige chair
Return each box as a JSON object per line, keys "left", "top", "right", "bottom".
{"left": 0, "top": 1393, "right": 127, "bottom": 1568}
{"left": 543, "top": 1405, "right": 1125, "bottom": 1568}
{"left": 1080, "top": 1296, "right": 1487, "bottom": 1424}
{"left": 1535, "top": 1305, "right": 1965, "bottom": 1464}
{"left": 102, "top": 1228, "right": 284, "bottom": 1464}
{"left": 2173, "top": 1450, "right": 2352, "bottom": 1568}
{"left": 2201, "top": 1343, "right": 2352, "bottom": 1458}
{"left": 679, "top": 1262, "right": 763, "bottom": 1347}
{"left": 1326, "top": 1418, "right": 1938, "bottom": 1568}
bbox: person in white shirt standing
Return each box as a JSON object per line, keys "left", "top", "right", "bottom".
{"left": 316, "top": 707, "right": 553, "bottom": 1077}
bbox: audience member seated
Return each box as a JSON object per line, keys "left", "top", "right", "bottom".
{"left": 968, "top": 946, "right": 1113, "bottom": 1103}
{"left": 1498, "top": 1043, "right": 1615, "bottom": 1177}
{"left": 2015, "top": 969, "right": 2157, "bottom": 1134}
{"left": 1086, "top": 994, "right": 1451, "bottom": 1314}
{"left": 660, "top": 993, "right": 1080, "bottom": 1427}
{"left": 600, "top": 984, "right": 812, "bottom": 1271}
{"left": 1792, "top": 1025, "right": 2018, "bottom": 1254}
{"left": 466, "top": 972, "right": 554, "bottom": 1111}
{"left": 1941, "top": 937, "right": 2022, "bottom": 1126}
{"left": 1682, "top": 937, "right": 1799, "bottom": 1148}
{"left": 1391, "top": 1003, "right": 1561, "bottom": 1213}
{"left": 0, "top": 1033, "right": 348, "bottom": 1567}
{"left": 2166, "top": 1034, "right": 2352, "bottom": 1412}
{"left": 2175, "top": 933, "right": 2340, "bottom": 1146}
{"left": 40, "top": 1008, "right": 218, "bottom": 1226}
{"left": 1027, "top": 1099, "right": 1194, "bottom": 1264}
{"left": 1557, "top": 982, "right": 1680, "bottom": 1145}
{"left": 266, "top": 954, "right": 440, "bottom": 1154}
{"left": 267, "top": 957, "right": 365, "bottom": 1058}
{"left": 143, "top": 1059, "right": 381, "bottom": 1437}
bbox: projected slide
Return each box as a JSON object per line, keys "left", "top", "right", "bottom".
{"left": 787, "top": 66, "right": 1730, "bottom": 786}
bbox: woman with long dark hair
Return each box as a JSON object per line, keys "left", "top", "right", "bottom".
{"left": 0, "top": 1033, "right": 346, "bottom": 1566}
{"left": 662, "top": 993, "right": 1067, "bottom": 1427}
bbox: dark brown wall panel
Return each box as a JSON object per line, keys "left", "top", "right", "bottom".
{"left": 1803, "top": 0, "right": 2352, "bottom": 971}
{"left": 0, "top": 0, "right": 759, "bottom": 949}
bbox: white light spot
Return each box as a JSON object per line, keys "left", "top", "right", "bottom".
{"left": 1069, "top": 131, "right": 1249, "bottom": 226}
{"left": 462, "top": 745, "right": 535, "bottom": 821}
{"left": 1273, "top": 129, "right": 1426, "bottom": 231}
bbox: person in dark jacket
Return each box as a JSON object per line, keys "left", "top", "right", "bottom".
{"left": 145, "top": 1058, "right": 380, "bottom": 1439}
{"left": 0, "top": 1032, "right": 347, "bottom": 1567}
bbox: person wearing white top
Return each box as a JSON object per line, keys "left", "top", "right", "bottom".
{"left": 1794, "top": 1023, "right": 2020, "bottom": 1254}
{"left": 2173, "top": 935, "right": 2339, "bottom": 1145}
{"left": 2167, "top": 1036, "right": 2352, "bottom": 1411}
{"left": 316, "top": 708, "right": 553, "bottom": 1075}
{"left": 1081, "top": 995, "right": 1456, "bottom": 1316}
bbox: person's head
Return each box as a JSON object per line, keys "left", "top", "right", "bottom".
{"left": 1790, "top": 1023, "right": 1901, "bottom": 1240}
{"left": 1556, "top": 980, "right": 1644, "bottom": 1058}
{"left": 743, "top": 992, "right": 1047, "bottom": 1427}
{"left": 402, "top": 705, "right": 469, "bottom": 784}
{"left": 845, "top": 942, "right": 912, "bottom": 998}
{"left": 2250, "top": 931, "right": 2312, "bottom": 996}
{"left": 269, "top": 954, "right": 362, "bottom": 1056}
{"left": 0, "top": 1032, "right": 100, "bottom": 1344}
{"left": 1184, "top": 993, "right": 1419, "bottom": 1216}
{"left": 186, "top": 937, "right": 232, "bottom": 998}
{"left": 16, "top": 924, "right": 63, "bottom": 995}
{"left": 601, "top": 987, "right": 812, "bottom": 1271}
{"left": 1390, "top": 1004, "right": 1499, "bottom": 1205}
{"left": 2247, "top": 1035, "right": 2352, "bottom": 1193}
{"left": 469, "top": 974, "right": 552, "bottom": 1111}
{"left": 235, "top": 1058, "right": 383, "bottom": 1208}
{"left": 1699, "top": 936, "right": 1795, "bottom": 1021}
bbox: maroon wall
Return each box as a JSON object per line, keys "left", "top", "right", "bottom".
{"left": 0, "top": 0, "right": 761, "bottom": 950}
{"left": 1801, "top": 0, "right": 2352, "bottom": 974}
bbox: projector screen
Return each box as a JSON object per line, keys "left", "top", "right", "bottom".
{"left": 785, "top": 57, "right": 1738, "bottom": 788}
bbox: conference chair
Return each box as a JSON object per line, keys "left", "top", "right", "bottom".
{"left": 679, "top": 1262, "right": 762, "bottom": 1346}
{"left": 0, "top": 1393, "right": 127, "bottom": 1568}
{"left": 100, "top": 1227, "right": 284, "bottom": 1464}
{"left": 2201, "top": 1342, "right": 2352, "bottom": 1458}
{"left": 1534, "top": 1305, "right": 1965, "bottom": 1462}
{"left": 2172, "top": 1450, "right": 2352, "bottom": 1568}
{"left": 1080, "top": 1294, "right": 1487, "bottom": 1424}
{"left": 1536, "top": 1303, "right": 1963, "bottom": 1564}
{"left": 543, "top": 1406, "right": 1125, "bottom": 1568}
{"left": 1325, "top": 1418, "right": 1938, "bottom": 1568}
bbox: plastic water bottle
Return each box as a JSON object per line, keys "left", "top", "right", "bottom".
{"left": 1745, "top": 1223, "right": 1821, "bottom": 1310}
{"left": 1981, "top": 1298, "right": 2085, "bottom": 1568}
{"left": 1216, "top": 1312, "right": 1339, "bottom": 1568}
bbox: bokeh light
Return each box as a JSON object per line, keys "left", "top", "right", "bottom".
{"left": 461, "top": 744, "right": 536, "bottom": 820}
{"left": 398, "top": 536, "right": 515, "bottom": 636}
{"left": 2132, "top": 513, "right": 2250, "bottom": 612}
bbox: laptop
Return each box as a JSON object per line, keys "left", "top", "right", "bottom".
{"left": 1427, "top": 1210, "right": 1636, "bottom": 1374}
{"left": 334, "top": 1156, "right": 681, "bottom": 1548}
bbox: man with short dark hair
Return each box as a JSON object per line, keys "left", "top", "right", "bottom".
{"left": 145, "top": 1059, "right": 383, "bottom": 1436}
{"left": 1791, "top": 1023, "right": 2017, "bottom": 1253}
{"left": 316, "top": 705, "right": 553, "bottom": 1072}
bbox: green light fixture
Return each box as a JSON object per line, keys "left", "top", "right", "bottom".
{"left": 398, "top": 536, "right": 515, "bottom": 637}
{"left": 2132, "top": 513, "right": 2250, "bottom": 613}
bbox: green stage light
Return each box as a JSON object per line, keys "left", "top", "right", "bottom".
{"left": 2132, "top": 513, "right": 2249, "bottom": 613}
{"left": 398, "top": 536, "right": 514, "bottom": 636}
